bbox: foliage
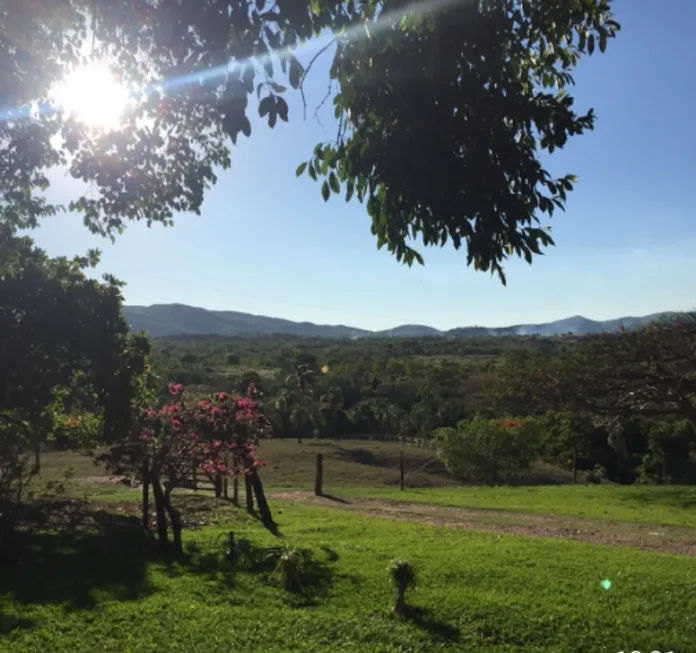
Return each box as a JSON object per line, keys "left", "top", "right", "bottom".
{"left": 301, "top": 0, "right": 621, "bottom": 281}
{"left": 436, "top": 417, "right": 539, "bottom": 485}
{"left": 537, "top": 410, "right": 596, "bottom": 482}
{"left": 498, "top": 314, "right": 696, "bottom": 426}
{"left": 4, "top": 0, "right": 618, "bottom": 280}
{"left": 0, "top": 228, "right": 149, "bottom": 552}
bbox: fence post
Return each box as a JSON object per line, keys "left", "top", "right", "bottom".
{"left": 400, "top": 451, "right": 405, "bottom": 491}
{"left": 315, "top": 453, "right": 323, "bottom": 496}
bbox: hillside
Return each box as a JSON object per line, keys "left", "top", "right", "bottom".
{"left": 122, "top": 303, "right": 677, "bottom": 339}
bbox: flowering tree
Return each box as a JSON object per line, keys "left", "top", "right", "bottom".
{"left": 101, "top": 382, "right": 272, "bottom": 553}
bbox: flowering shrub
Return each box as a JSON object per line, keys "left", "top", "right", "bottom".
{"left": 100, "top": 380, "right": 273, "bottom": 553}
{"left": 140, "top": 381, "right": 270, "bottom": 489}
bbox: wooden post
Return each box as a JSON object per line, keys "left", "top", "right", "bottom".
{"left": 400, "top": 451, "right": 405, "bottom": 491}
{"left": 233, "top": 475, "right": 239, "bottom": 504}
{"left": 315, "top": 453, "right": 323, "bottom": 496}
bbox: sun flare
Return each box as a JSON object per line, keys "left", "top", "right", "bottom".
{"left": 53, "top": 61, "right": 131, "bottom": 130}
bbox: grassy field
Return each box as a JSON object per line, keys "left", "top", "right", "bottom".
{"left": 10, "top": 442, "right": 695, "bottom": 652}
{"left": 339, "top": 485, "right": 696, "bottom": 528}
{"left": 3, "top": 500, "right": 696, "bottom": 653}
{"left": 39, "top": 438, "right": 580, "bottom": 492}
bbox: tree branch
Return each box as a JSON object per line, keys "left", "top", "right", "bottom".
{"left": 299, "top": 37, "right": 337, "bottom": 120}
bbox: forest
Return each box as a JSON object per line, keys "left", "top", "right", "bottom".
{"left": 139, "top": 323, "right": 696, "bottom": 486}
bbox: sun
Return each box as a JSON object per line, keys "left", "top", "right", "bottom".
{"left": 53, "top": 61, "right": 131, "bottom": 130}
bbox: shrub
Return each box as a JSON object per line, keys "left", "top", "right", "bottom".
{"left": 436, "top": 417, "right": 539, "bottom": 485}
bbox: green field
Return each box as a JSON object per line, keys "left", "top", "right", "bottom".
{"left": 3, "top": 501, "right": 696, "bottom": 653}
{"left": 339, "top": 485, "right": 696, "bottom": 528}
{"left": 5, "top": 444, "right": 696, "bottom": 652}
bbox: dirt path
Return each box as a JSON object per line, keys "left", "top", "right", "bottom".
{"left": 271, "top": 491, "right": 696, "bottom": 556}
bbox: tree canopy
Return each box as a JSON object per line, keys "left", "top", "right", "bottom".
{"left": 2, "top": 0, "right": 620, "bottom": 280}
{"left": 496, "top": 315, "right": 696, "bottom": 427}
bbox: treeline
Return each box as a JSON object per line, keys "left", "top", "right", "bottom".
{"left": 147, "top": 327, "right": 696, "bottom": 486}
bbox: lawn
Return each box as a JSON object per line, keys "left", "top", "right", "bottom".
{"left": 340, "top": 485, "right": 696, "bottom": 528}
{"left": 2, "top": 499, "right": 696, "bottom": 653}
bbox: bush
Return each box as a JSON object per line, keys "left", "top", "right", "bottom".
{"left": 436, "top": 417, "right": 539, "bottom": 485}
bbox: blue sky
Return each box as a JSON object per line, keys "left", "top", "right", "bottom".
{"left": 32, "top": 0, "right": 696, "bottom": 330}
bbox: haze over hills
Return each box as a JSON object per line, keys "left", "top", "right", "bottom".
{"left": 122, "top": 303, "right": 678, "bottom": 339}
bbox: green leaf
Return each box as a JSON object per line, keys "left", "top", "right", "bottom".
{"left": 599, "top": 30, "right": 607, "bottom": 53}
{"left": 276, "top": 96, "right": 289, "bottom": 122}
{"left": 328, "top": 172, "right": 340, "bottom": 194}
{"left": 308, "top": 162, "right": 317, "bottom": 181}
{"left": 258, "top": 96, "right": 273, "bottom": 118}
{"left": 321, "top": 181, "right": 330, "bottom": 202}
{"left": 295, "top": 162, "right": 308, "bottom": 177}
{"left": 345, "top": 179, "right": 355, "bottom": 202}
{"left": 587, "top": 33, "right": 595, "bottom": 55}
{"left": 288, "top": 56, "right": 304, "bottom": 89}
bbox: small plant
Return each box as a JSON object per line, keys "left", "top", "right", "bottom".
{"left": 388, "top": 558, "right": 417, "bottom": 617}
{"left": 266, "top": 545, "right": 308, "bottom": 592}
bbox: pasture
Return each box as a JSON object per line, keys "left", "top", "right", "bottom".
{"left": 3, "top": 440, "right": 695, "bottom": 653}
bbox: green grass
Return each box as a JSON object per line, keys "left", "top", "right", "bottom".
{"left": 339, "top": 485, "right": 696, "bottom": 527}
{"left": 2, "top": 501, "right": 696, "bottom": 652}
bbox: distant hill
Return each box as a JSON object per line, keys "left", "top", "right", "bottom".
{"left": 122, "top": 303, "right": 679, "bottom": 339}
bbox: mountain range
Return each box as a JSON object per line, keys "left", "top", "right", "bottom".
{"left": 122, "top": 303, "right": 677, "bottom": 339}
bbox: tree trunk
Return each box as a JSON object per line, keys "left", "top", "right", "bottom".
{"left": 163, "top": 490, "right": 183, "bottom": 555}
{"left": 214, "top": 474, "right": 222, "bottom": 498}
{"left": 245, "top": 473, "right": 254, "bottom": 513}
{"left": 232, "top": 475, "right": 239, "bottom": 504}
{"left": 150, "top": 474, "right": 169, "bottom": 551}
{"left": 33, "top": 444, "right": 41, "bottom": 474}
{"left": 662, "top": 453, "right": 668, "bottom": 485}
{"left": 572, "top": 446, "right": 578, "bottom": 485}
{"left": 249, "top": 470, "right": 274, "bottom": 527}
{"left": 142, "top": 468, "right": 150, "bottom": 530}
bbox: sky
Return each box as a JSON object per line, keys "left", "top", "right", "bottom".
{"left": 30, "top": 0, "right": 696, "bottom": 331}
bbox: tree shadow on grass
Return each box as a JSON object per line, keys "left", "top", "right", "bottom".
{"left": 402, "top": 606, "right": 460, "bottom": 643}
{"left": 614, "top": 486, "right": 696, "bottom": 511}
{"left": 183, "top": 536, "right": 338, "bottom": 605}
{"left": 318, "top": 493, "right": 351, "bottom": 504}
{"left": 1, "top": 503, "right": 156, "bottom": 611}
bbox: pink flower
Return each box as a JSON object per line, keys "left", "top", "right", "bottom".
{"left": 168, "top": 382, "right": 184, "bottom": 395}
{"left": 198, "top": 400, "right": 212, "bottom": 410}
{"left": 170, "top": 418, "right": 182, "bottom": 430}
{"left": 143, "top": 409, "right": 158, "bottom": 420}
{"left": 248, "top": 383, "right": 257, "bottom": 396}
{"left": 217, "top": 392, "right": 229, "bottom": 403}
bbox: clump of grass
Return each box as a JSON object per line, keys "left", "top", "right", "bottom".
{"left": 266, "top": 545, "right": 310, "bottom": 592}
{"left": 388, "top": 558, "right": 417, "bottom": 617}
